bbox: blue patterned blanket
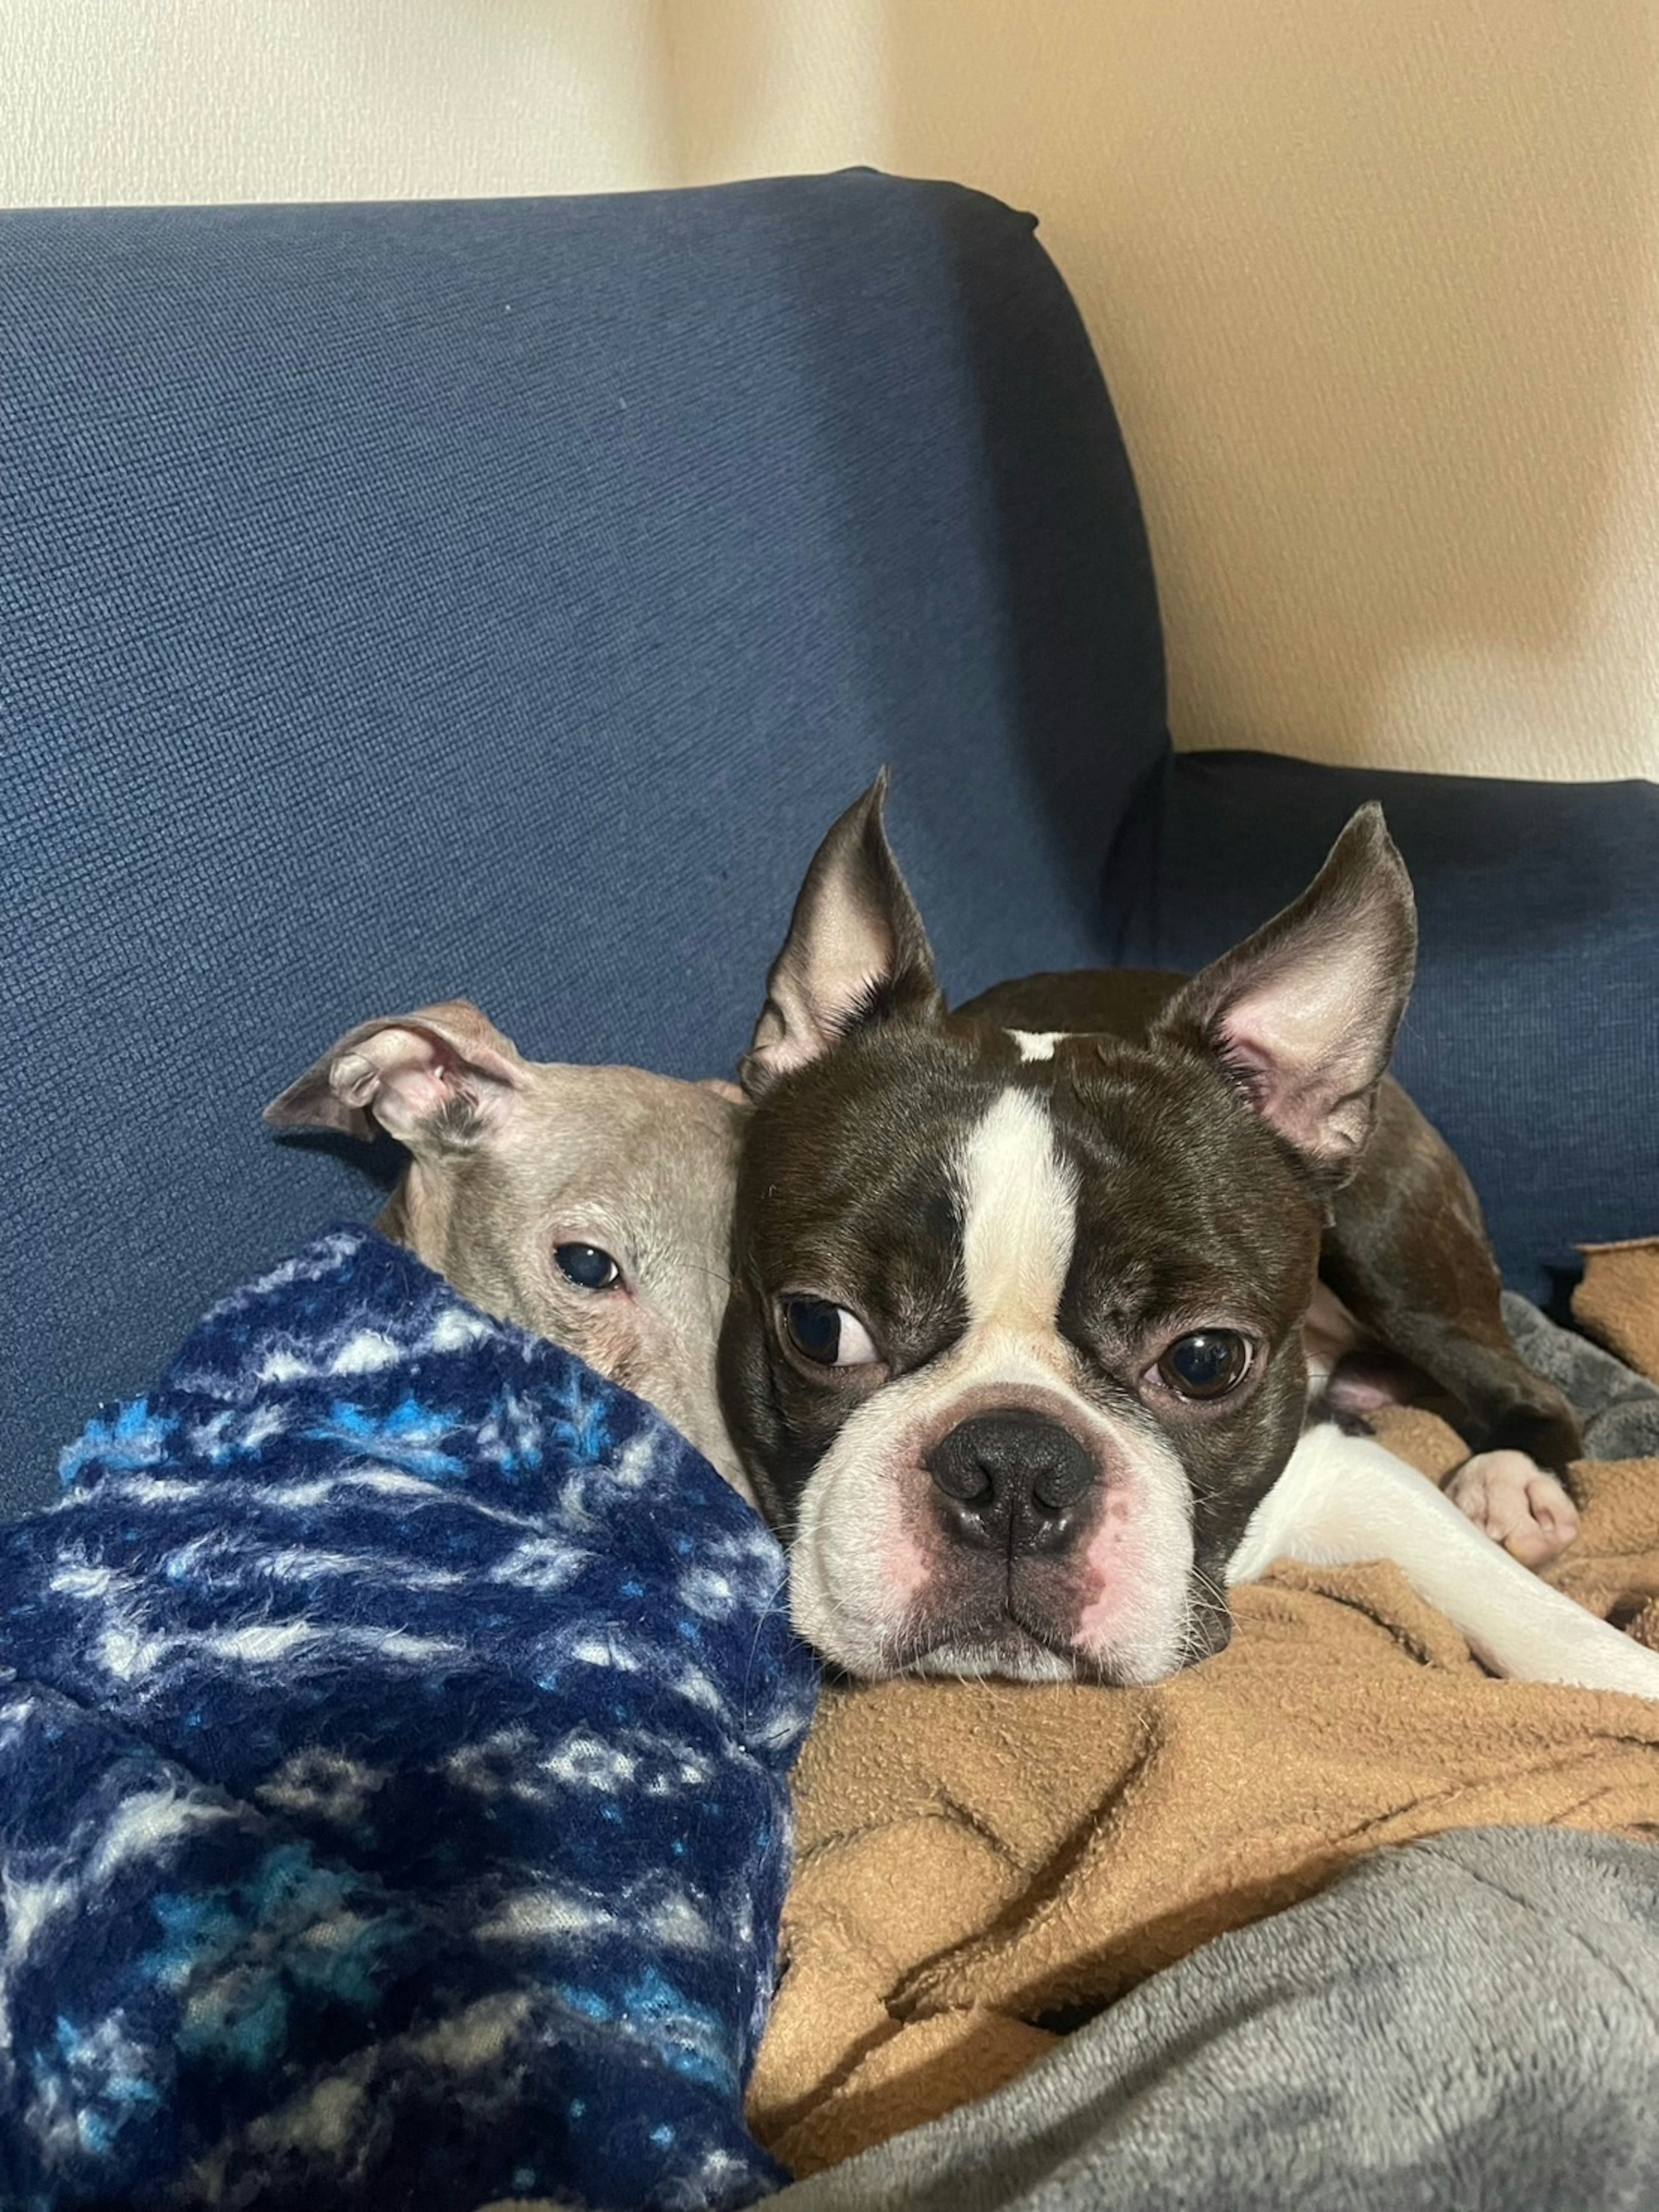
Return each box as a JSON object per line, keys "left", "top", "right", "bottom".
{"left": 0, "top": 1226, "right": 817, "bottom": 2212}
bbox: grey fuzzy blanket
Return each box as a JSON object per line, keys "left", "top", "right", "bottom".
{"left": 770, "top": 1826, "right": 1659, "bottom": 2212}
{"left": 1502, "top": 1290, "right": 1659, "bottom": 1459}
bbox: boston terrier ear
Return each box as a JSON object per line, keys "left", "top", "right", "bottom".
{"left": 266, "top": 999, "right": 527, "bottom": 1151}
{"left": 1150, "top": 805, "right": 1417, "bottom": 1181}
{"left": 741, "top": 771, "right": 944, "bottom": 1097}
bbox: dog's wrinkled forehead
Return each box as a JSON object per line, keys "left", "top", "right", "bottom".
{"left": 744, "top": 1031, "right": 974, "bottom": 1249}
{"left": 739, "top": 1024, "right": 1316, "bottom": 1331}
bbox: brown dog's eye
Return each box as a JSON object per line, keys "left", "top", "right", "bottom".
{"left": 555, "top": 1243, "right": 623, "bottom": 1292}
{"left": 782, "top": 1296, "right": 880, "bottom": 1369}
{"left": 1157, "top": 1330, "right": 1250, "bottom": 1399}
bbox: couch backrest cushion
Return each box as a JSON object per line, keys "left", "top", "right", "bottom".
{"left": 3, "top": 172, "right": 1166, "bottom": 1506}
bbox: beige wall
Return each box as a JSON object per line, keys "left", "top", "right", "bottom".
{"left": 0, "top": 1, "right": 678, "bottom": 201}
{"left": 6, "top": 0, "right": 1656, "bottom": 782}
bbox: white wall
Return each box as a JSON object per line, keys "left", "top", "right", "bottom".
{"left": 6, "top": 0, "right": 1657, "bottom": 782}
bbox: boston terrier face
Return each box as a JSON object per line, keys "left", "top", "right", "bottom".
{"left": 718, "top": 779, "right": 1417, "bottom": 1684}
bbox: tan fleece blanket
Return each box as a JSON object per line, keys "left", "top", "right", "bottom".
{"left": 750, "top": 1238, "right": 1659, "bottom": 2178}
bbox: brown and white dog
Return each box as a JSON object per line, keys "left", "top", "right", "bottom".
{"left": 717, "top": 780, "right": 1659, "bottom": 1699}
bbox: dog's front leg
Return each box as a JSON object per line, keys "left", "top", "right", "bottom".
{"left": 1228, "top": 1424, "right": 1659, "bottom": 1698}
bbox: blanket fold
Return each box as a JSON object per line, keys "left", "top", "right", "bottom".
{"left": 0, "top": 1226, "right": 817, "bottom": 2212}
{"left": 751, "top": 1243, "right": 1659, "bottom": 2177}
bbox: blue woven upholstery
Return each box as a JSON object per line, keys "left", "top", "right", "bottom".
{"left": 3, "top": 174, "right": 1164, "bottom": 1509}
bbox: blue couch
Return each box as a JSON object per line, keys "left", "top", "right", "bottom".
{"left": 6, "top": 170, "right": 1656, "bottom": 1517}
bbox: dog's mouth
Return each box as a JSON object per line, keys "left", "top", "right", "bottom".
{"left": 873, "top": 1588, "right": 1109, "bottom": 1685}
{"left": 868, "top": 1595, "right": 1219, "bottom": 1687}
{"left": 817, "top": 1540, "right": 1227, "bottom": 1687}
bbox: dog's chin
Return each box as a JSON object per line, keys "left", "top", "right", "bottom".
{"left": 808, "top": 1602, "right": 1196, "bottom": 1687}
{"left": 908, "top": 1624, "right": 1085, "bottom": 1685}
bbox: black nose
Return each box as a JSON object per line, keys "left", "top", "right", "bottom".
{"left": 925, "top": 1411, "right": 1096, "bottom": 1553}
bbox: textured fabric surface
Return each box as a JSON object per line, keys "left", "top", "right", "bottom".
{"left": 1574, "top": 1236, "right": 1659, "bottom": 1383}
{"left": 1504, "top": 1282, "right": 1659, "bottom": 1461}
{"left": 1103, "top": 748, "right": 1659, "bottom": 1305}
{"left": 750, "top": 1266, "right": 1659, "bottom": 2174}
{"left": 765, "top": 1825, "right": 1659, "bottom": 2212}
{"left": 2, "top": 171, "right": 1166, "bottom": 1511}
{"left": 0, "top": 1225, "right": 817, "bottom": 2211}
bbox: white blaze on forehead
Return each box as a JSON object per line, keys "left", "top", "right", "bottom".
{"left": 1006, "top": 1030, "right": 1072, "bottom": 1063}
{"left": 955, "top": 1088, "right": 1079, "bottom": 1337}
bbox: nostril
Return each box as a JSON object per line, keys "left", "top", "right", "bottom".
{"left": 926, "top": 1430, "right": 996, "bottom": 1508}
{"left": 1031, "top": 1453, "right": 1093, "bottom": 1513}
{"left": 931, "top": 1453, "right": 992, "bottom": 1505}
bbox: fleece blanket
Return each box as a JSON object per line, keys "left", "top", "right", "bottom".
{"left": 766, "top": 1824, "right": 1659, "bottom": 2212}
{"left": 0, "top": 1225, "right": 817, "bottom": 2212}
{"left": 751, "top": 1239, "right": 1659, "bottom": 2177}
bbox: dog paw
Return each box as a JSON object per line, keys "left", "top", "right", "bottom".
{"left": 1445, "top": 1450, "right": 1580, "bottom": 1568}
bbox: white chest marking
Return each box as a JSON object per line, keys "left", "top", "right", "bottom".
{"left": 955, "top": 1088, "right": 1079, "bottom": 1336}
{"left": 1007, "top": 1029, "right": 1072, "bottom": 1063}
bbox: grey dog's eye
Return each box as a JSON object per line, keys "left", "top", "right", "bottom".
{"left": 1157, "top": 1330, "right": 1251, "bottom": 1399}
{"left": 782, "top": 1296, "right": 880, "bottom": 1369}
{"left": 555, "top": 1243, "right": 623, "bottom": 1292}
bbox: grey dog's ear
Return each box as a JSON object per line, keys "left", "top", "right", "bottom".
{"left": 1150, "top": 805, "right": 1417, "bottom": 1181}
{"left": 266, "top": 999, "right": 527, "bottom": 1150}
{"left": 741, "top": 771, "right": 944, "bottom": 1098}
